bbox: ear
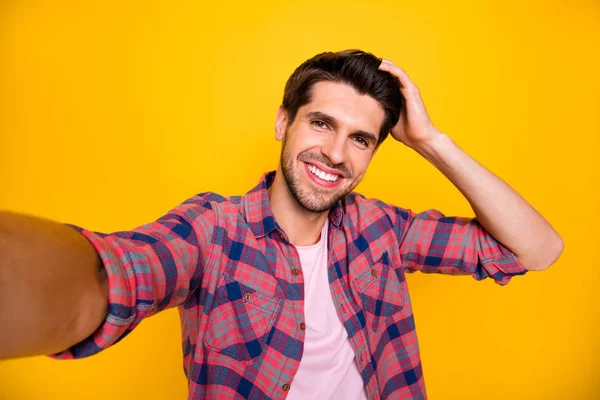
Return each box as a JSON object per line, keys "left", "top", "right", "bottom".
{"left": 275, "top": 106, "right": 288, "bottom": 141}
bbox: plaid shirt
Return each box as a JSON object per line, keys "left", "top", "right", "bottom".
{"left": 52, "top": 171, "right": 527, "bottom": 399}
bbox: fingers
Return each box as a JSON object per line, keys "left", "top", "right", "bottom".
{"left": 378, "top": 59, "right": 417, "bottom": 90}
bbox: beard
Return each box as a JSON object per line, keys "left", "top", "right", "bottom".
{"left": 280, "top": 135, "right": 355, "bottom": 213}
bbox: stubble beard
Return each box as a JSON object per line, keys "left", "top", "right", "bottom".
{"left": 280, "top": 136, "right": 354, "bottom": 214}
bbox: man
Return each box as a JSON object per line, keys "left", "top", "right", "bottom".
{"left": 0, "top": 50, "right": 563, "bottom": 399}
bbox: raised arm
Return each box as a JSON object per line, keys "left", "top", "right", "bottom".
{"left": 378, "top": 59, "right": 563, "bottom": 271}
{"left": 0, "top": 211, "right": 108, "bottom": 359}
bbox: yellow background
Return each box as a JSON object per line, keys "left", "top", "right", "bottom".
{"left": 1, "top": 0, "right": 598, "bottom": 399}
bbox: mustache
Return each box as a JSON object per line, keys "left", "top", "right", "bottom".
{"left": 298, "top": 151, "right": 351, "bottom": 178}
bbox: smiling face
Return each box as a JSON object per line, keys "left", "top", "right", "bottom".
{"left": 276, "top": 81, "right": 386, "bottom": 213}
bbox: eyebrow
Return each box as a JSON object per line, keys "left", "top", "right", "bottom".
{"left": 305, "top": 111, "right": 379, "bottom": 146}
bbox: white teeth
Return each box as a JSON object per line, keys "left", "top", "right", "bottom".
{"left": 307, "top": 164, "right": 340, "bottom": 182}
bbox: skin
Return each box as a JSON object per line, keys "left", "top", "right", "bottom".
{"left": 269, "top": 81, "right": 385, "bottom": 246}
{"left": 271, "top": 60, "right": 564, "bottom": 270}
{"left": 0, "top": 212, "right": 107, "bottom": 359}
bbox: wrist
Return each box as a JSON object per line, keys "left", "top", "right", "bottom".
{"left": 411, "top": 130, "right": 451, "bottom": 158}
{"left": 412, "top": 132, "right": 473, "bottom": 178}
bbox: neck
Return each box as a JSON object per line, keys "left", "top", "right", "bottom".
{"left": 269, "top": 168, "right": 329, "bottom": 246}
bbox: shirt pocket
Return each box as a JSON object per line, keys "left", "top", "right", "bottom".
{"left": 352, "top": 252, "right": 406, "bottom": 332}
{"left": 204, "top": 274, "right": 283, "bottom": 363}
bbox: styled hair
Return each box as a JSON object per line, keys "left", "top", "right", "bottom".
{"left": 282, "top": 50, "right": 405, "bottom": 147}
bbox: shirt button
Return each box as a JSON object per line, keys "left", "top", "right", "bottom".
{"left": 300, "top": 322, "right": 306, "bottom": 330}
{"left": 371, "top": 269, "right": 378, "bottom": 277}
{"left": 282, "top": 383, "right": 291, "bottom": 391}
{"left": 244, "top": 293, "right": 253, "bottom": 301}
{"left": 292, "top": 268, "right": 300, "bottom": 276}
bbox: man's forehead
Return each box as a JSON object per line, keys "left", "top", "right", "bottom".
{"left": 301, "top": 81, "right": 385, "bottom": 135}
{"left": 308, "top": 81, "right": 367, "bottom": 102}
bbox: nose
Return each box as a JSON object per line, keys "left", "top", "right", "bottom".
{"left": 321, "top": 133, "right": 346, "bottom": 166}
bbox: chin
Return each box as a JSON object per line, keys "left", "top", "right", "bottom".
{"left": 296, "top": 184, "right": 347, "bottom": 213}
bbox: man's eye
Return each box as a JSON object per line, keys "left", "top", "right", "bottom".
{"left": 311, "top": 120, "right": 328, "bottom": 129}
{"left": 352, "top": 136, "right": 369, "bottom": 148}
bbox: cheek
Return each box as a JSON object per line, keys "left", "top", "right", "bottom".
{"left": 286, "top": 129, "right": 319, "bottom": 153}
{"left": 349, "top": 152, "right": 374, "bottom": 176}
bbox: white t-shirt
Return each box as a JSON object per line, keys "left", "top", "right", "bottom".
{"left": 287, "top": 223, "right": 367, "bottom": 400}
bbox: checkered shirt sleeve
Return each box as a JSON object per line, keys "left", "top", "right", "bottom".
{"left": 395, "top": 208, "right": 528, "bottom": 285}
{"left": 50, "top": 194, "right": 216, "bottom": 359}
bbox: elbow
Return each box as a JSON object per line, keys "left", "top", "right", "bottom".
{"left": 74, "top": 267, "right": 109, "bottom": 347}
{"left": 522, "top": 234, "right": 564, "bottom": 271}
{"left": 543, "top": 233, "right": 565, "bottom": 270}
{"left": 56, "top": 265, "right": 108, "bottom": 355}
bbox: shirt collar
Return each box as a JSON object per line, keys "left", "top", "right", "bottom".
{"left": 242, "top": 171, "right": 344, "bottom": 238}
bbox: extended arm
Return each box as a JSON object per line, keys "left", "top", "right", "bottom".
{"left": 0, "top": 211, "right": 108, "bottom": 359}
{"left": 1, "top": 192, "right": 215, "bottom": 361}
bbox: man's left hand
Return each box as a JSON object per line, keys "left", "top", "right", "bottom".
{"left": 378, "top": 59, "right": 441, "bottom": 150}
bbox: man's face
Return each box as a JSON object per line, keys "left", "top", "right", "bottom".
{"left": 276, "top": 81, "right": 386, "bottom": 213}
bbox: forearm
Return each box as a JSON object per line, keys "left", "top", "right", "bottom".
{"left": 413, "top": 132, "right": 563, "bottom": 271}
{"left": 0, "top": 212, "right": 108, "bottom": 359}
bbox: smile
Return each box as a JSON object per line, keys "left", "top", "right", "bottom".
{"left": 305, "top": 163, "right": 342, "bottom": 185}
{"left": 307, "top": 164, "right": 340, "bottom": 182}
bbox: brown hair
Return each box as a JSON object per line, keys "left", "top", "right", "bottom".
{"left": 282, "top": 50, "right": 405, "bottom": 147}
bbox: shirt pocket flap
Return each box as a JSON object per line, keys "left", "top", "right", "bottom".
{"left": 352, "top": 252, "right": 405, "bottom": 331}
{"left": 204, "top": 274, "right": 282, "bottom": 363}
